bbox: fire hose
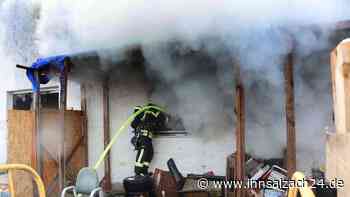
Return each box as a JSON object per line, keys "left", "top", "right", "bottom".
{"left": 93, "top": 105, "right": 164, "bottom": 170}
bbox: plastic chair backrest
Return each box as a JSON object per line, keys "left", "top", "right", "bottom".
{"left": 0, "top": 164, "right": 46, "bottom": 197}
{"left": 75, "top": 168, "right": 99, "bottom": 194}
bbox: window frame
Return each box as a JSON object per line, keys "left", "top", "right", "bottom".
{"left": 7, "top": 86, "right": 59, "bottom": 110}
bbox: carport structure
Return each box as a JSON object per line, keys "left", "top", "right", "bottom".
{"left": 7, "top": 20, "right": 350, "bottom": 197}
{"left": 8, "top": 46, "right": 296, "bottom": 197}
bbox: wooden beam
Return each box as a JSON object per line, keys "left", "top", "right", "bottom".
{"left": 58, "top": 67, "right": 68, "bottom": 191}
{"left": 284, "top": 52, "right": 296, "bottom": 177}
{"left": 32, "top": 71, "right": 42, "bottom": 176}
{"left": 235, "top": 83, "right": 246, "bottom": 197}
{"left": 103, "top": 80, "right": 112, "bottom": 191}
{"left": 234, "top": 61, "right": 246, "bottom": 197}
{"left": 16, "top": 64, "right": 32, "bottom": 70}
{"left": 331, "top": 39, "right": 350, "bottom": 134}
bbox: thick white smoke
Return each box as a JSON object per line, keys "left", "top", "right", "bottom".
{"left": 0, "top": 0, "right": 349, "bottom": 173}
{"left": 34, "top": 0, "right": 349, "bottom": 55}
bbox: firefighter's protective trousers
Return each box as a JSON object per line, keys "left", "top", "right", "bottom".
{"left": 134, "top": 130, "right": 153, "bottom": 176}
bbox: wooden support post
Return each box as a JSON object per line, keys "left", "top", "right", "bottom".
{"left": 233, "top": 62, "right": 246, "bottom": 197}
{"left": 32, "top": 71, "right": 42, "bottom": 175}
{"left": 103, "top": 80, "right": 112, "bottom": 192}
{"left": 235, "top": 83, "right": 246, "bottom": 197}
{"left": 284, "top": 52, "right": 296, "bottom": 177}
{"left": 331, "top": 40, "right": 350, "bottom": 134}
{"left": 59, "top": 68, "right": 68, "bottom": 191}
{"left": 81, "top": 83, "right": 89, "bottom": 166}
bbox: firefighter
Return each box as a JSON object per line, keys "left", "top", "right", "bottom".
{"left": 131, "top": 103, "right": 166, "bottom": 176}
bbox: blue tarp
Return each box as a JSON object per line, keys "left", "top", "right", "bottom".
{"left": 26, "top": 55, "right": 69, "bottom": 92}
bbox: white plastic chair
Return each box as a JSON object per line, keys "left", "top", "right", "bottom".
{"left": 61, "top": 168, "right": 104, "bottom": 197}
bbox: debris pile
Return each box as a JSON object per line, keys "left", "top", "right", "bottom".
{"left": 245, "top": 157, "right": 287, "bottom": 196}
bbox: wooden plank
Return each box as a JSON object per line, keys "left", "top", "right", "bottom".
{"left": 284, "top": 53, "right": 296, "bottom": 177}
{"left": 45, "top": 136, "right": 85, "bottom": 195}
{"left": 41, "top": 146, "right": 59, "bottom": 188}
{"left": 153, "top": 169, "right": 178, "bottom": 197}
{"left": 331, "top": 40, "right": 350, "bottom": 134}
{"left": 7, "top": 102, "right": 85, "bottom": 196}
{"left": 235, "top": 84, "right": 245, "bottom": 197}
{"left": 326, "top": 39, "right": 350, "bottom": 197}
{"left": 40, "top": 110, "right": 86, "bottom": 196}
{"left": 63, "top": 111, "right": 86, "bottom": 187}
{"left": 103, "top": 80, "right": 112, "bottom": 191}
{"left": 7, "top": 110, "right": 35, "bottom": 197}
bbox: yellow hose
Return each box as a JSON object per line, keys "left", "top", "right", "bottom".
{"left": 93, "top": 105, "right": 164, "bottom": 170}
{"left": 0, "top": 164, "right": 46, "bottom": 197}
{"left": 287, "top": 171, "right": 315, "bottom": 197}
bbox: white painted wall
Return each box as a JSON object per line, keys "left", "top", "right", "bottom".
{"left": 84, "top": 69, "right": 235, "bottom": 183}
{"left": 84, "top": 81, "right": 105, "bottom": 179}
{"left": 106, "top": 69, "right": 235, "bottom": 183}
{"left": 108, "top": 73, "right": 149, "bottom": 182}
